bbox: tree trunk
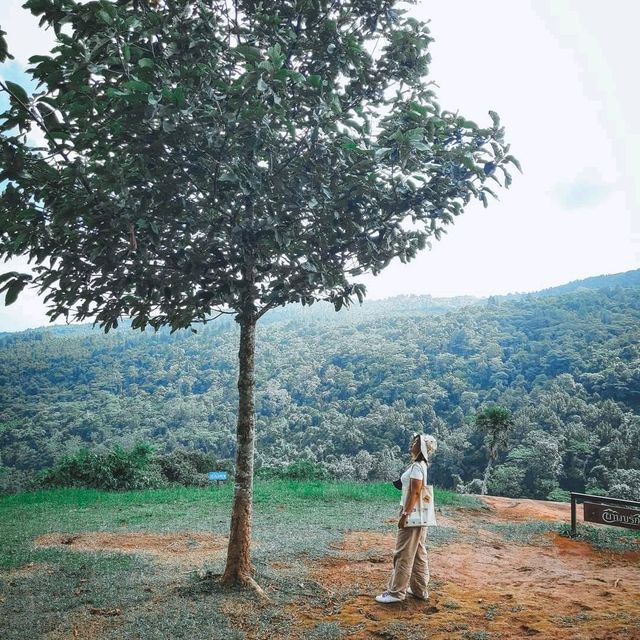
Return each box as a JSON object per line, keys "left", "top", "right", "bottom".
{"left": 481, "top": 457, "right": 493, "bottom": 496}
{"left": 221, "top": 313, "right": 261, "bottom": 590}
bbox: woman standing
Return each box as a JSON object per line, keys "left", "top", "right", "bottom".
{"left": 375, "top": 433, "right": 437, "bottom": 604}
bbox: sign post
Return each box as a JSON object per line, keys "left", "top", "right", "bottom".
{"left": 570, "top": 492, "right": 640, "bottom": 535}
{"left": 208, "top": 471, "right": 228, "bottom": 487}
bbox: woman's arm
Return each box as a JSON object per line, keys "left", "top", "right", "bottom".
{"left": 399, "top": 477, "right": 424, "bottom": 528}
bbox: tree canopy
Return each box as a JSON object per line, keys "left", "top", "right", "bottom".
{"left": 1, "top": 0, "right": 517, "bottom": 327}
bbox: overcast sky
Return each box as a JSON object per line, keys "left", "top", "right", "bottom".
{"left": 1, "top": 0, "right": 639, "bottom": 331}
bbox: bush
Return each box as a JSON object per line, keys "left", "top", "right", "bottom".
{"left": 370, "top": 447, "right": 404, "bottom": 482}
{"left": 258, "top": 459, "right": 328, "bottom": 481}
{"left": 41, "top": 442, "right": 166, "bottom": 491}
{"left": 583, "top": 486, "right": 609, "bottom": 497}
{"left": 547, "top": 488, "right": 571, "bottom": 502}
{"left": 607, "top": 469, "right": 640, "bottom": 500}
{"left": 155, "top": 448, "right": 230, "bottom": 487}
{"left": 322, "top": 455, "right": 356, "bottom": 480}
{"left": 465, "top": 479, "right": 484, "bottom": 495}
{"left": 0, "top": 466, "right": 41, "bottom": 495}
{"left": 488, "top": 465, "right": 524, "bottom": 498}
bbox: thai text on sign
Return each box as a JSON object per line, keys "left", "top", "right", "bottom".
{"left": 583, "top": 502, "right": 640, "bottom": 531}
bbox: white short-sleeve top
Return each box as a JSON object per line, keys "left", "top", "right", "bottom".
{"left": 400, "top": 460, "right": 427, "bottom": 508}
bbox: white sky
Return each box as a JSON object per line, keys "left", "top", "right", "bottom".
{"left": 1, "top": 0, "right": 639, "bottom": 331}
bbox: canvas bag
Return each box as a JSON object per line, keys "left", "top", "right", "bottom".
{"left": 404, "top": 462, "right": 437, "bottom": 527}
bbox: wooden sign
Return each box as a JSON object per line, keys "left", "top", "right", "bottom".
{"left": 584, "top": 501, "right": 640, "bottom": 531}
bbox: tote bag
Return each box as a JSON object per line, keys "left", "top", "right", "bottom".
{"left": 404, "top": 464, "right": 437, "bottom": 527}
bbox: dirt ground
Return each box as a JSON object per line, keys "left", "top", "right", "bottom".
{"left": 291, "top": 496, "right": 640, "bottom": 639}
{"left": 31, "top": 496, "right": 640, "bottom": 639}
{"left": 34, "top": 531, "right": 229, "bottom": 565}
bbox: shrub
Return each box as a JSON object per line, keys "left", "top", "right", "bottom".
{"left": 488, "top": 465, "right": 524, "bottom": 498}
{"left": 370, "top": 448, "right": 405, "bottom": 481}
{"left": 607, "top": 469, "right": 640, "bottom": 500}
{"left": 155, "top": 448, "right": 230, "bottom": 487}
{"left": 0, "top": 466, "right": 40, "bottom": 495}
{"left": 322, "top": 455, "right": 356, "bottom": 480}
{"left": 41, "top": 442, "right": 166, "bottom": 491}
{"left": 257, "top": 459, "right": 328, "bottom": 481}
{"left": 547, "top": 488, "right": 571, "bottom": 502}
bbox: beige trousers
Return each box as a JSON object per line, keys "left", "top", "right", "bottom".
{"left": 387, "top": 525, "right": 430, "bottom": 600}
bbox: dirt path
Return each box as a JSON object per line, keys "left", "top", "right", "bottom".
{"left": 290, "top": 496, "right": 640, "bottom": 639}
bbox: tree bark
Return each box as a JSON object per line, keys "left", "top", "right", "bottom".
{"left": 481, "top": 457, "right": 493, "bottom": 496}
{"left": 221, "top": 312, "right": 261, "bottom": 590}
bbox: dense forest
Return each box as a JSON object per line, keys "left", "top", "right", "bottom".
{"left": 1, "top": 270, "right": 640, "bottom": 499}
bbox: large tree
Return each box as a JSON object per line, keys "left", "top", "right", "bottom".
{"left": 0, "top": 0, "right": 517, "bottom": 589}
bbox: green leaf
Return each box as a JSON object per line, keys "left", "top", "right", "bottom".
{"left": 4, "top": 280, "right": 24, "bottom": 306}
{"left": 406, "top": 127, "right": 423, "bottom": 140}
{"left": 123, "top": 80, "right": 152, "bottom": 93}
{"left": 307, "top": 75, "right": 322, "bottom": 89}
{"left": 98, "top": 10, "right": 113, "bottom": 25}
{"left": 171, "top": 87, "right": 186, "bottom": 107}
{"left": 106, "top": 87, "right": 128, "bottom": 98}
{"left": 461, "top": 155, "right": 476, "bottom": 171}
{"left": 235, "top": 45, "right": 262, "bottom": 62}
{"left": 340, "top": 137, "right": 358, "bottom": 151}
{"left": 5, "top": 81, "right": 29, "bottom": 105}
{"left": 460, "top": 118, "right": 478, "bottom": 130}
{"left": 0, "top": 30, "right": 13, "bottom": 63}
{"left": 0, "top": 272, "right": 19, "bottom": 287}
{"left": 504, "top": 155, "right": 522, "bottom": 173}
{"left": 138, "top": 58, "right": 154, "bottom": 69}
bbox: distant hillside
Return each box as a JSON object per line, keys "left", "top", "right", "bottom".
{"left": 497, "top": 268, "right": 640, "bottom": 301}
{"left": 1, "top": 271, "right": 639, "bottom": 500}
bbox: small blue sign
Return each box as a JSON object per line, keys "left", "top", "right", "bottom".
{"left": 208, "top": 471, "right": 228, "bottom": 481}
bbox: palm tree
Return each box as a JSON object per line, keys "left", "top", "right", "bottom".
{"left": 475, "top": 406, "right": 514, "bottom": 495}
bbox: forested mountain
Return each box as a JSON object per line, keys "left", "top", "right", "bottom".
{"left": 1, "top": 271, "right": 639, "bottom": 499}
{"left": 498, "top": 268, "right": 640, "bottom": 300}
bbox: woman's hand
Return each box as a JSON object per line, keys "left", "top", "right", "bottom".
{"left": 398, "top": 513, "right": 407, "bottom": 529}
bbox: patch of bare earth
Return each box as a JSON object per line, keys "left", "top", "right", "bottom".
{"left": 34, "top": 531, "right": 228, "bottom": 566}
{"left": 29, "top": 532, "right": 229, "bottom": 639}
{"left": 44, "top": 609, "right": 122, "bottom": 640}
{"left": 4, "top": 562, "right": 54, "bottom": 579}
{"left": 289, "top": 497, "right": 640, "bottom": 639}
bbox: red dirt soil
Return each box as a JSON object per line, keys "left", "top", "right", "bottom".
{"left": 291, "top": 496, "right": 640, "bottom": 639}
{"left": 34, "top": 531, "right": 228, "bottom": 565}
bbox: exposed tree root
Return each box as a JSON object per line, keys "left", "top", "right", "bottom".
{"left": 219, "top": 572, "right": 270, "bottom": 602}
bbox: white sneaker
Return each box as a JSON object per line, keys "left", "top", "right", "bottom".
{"left": 407, "top": 587, "right": 429, "bottom": 601}
{"left": 375, "top": 591, "right": 403, "bottom": 604}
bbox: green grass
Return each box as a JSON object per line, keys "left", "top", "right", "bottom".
{"left": 485, "top": 519, "right": 640, "bottom": 551}
{"left": 485, "top": 520, "right": 561, "bottom": 545}
{"left": 558, "top": 523, "right": 640, "bottom": 552}
{"left": 0, "top": 481, "right": 479, "bottom": 567}
{"left": 0, "top": 481, "right": 482, "bottom": 640}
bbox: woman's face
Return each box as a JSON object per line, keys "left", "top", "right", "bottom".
{"left": 410, "top": 438, "right": 421, "bottom": 459}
